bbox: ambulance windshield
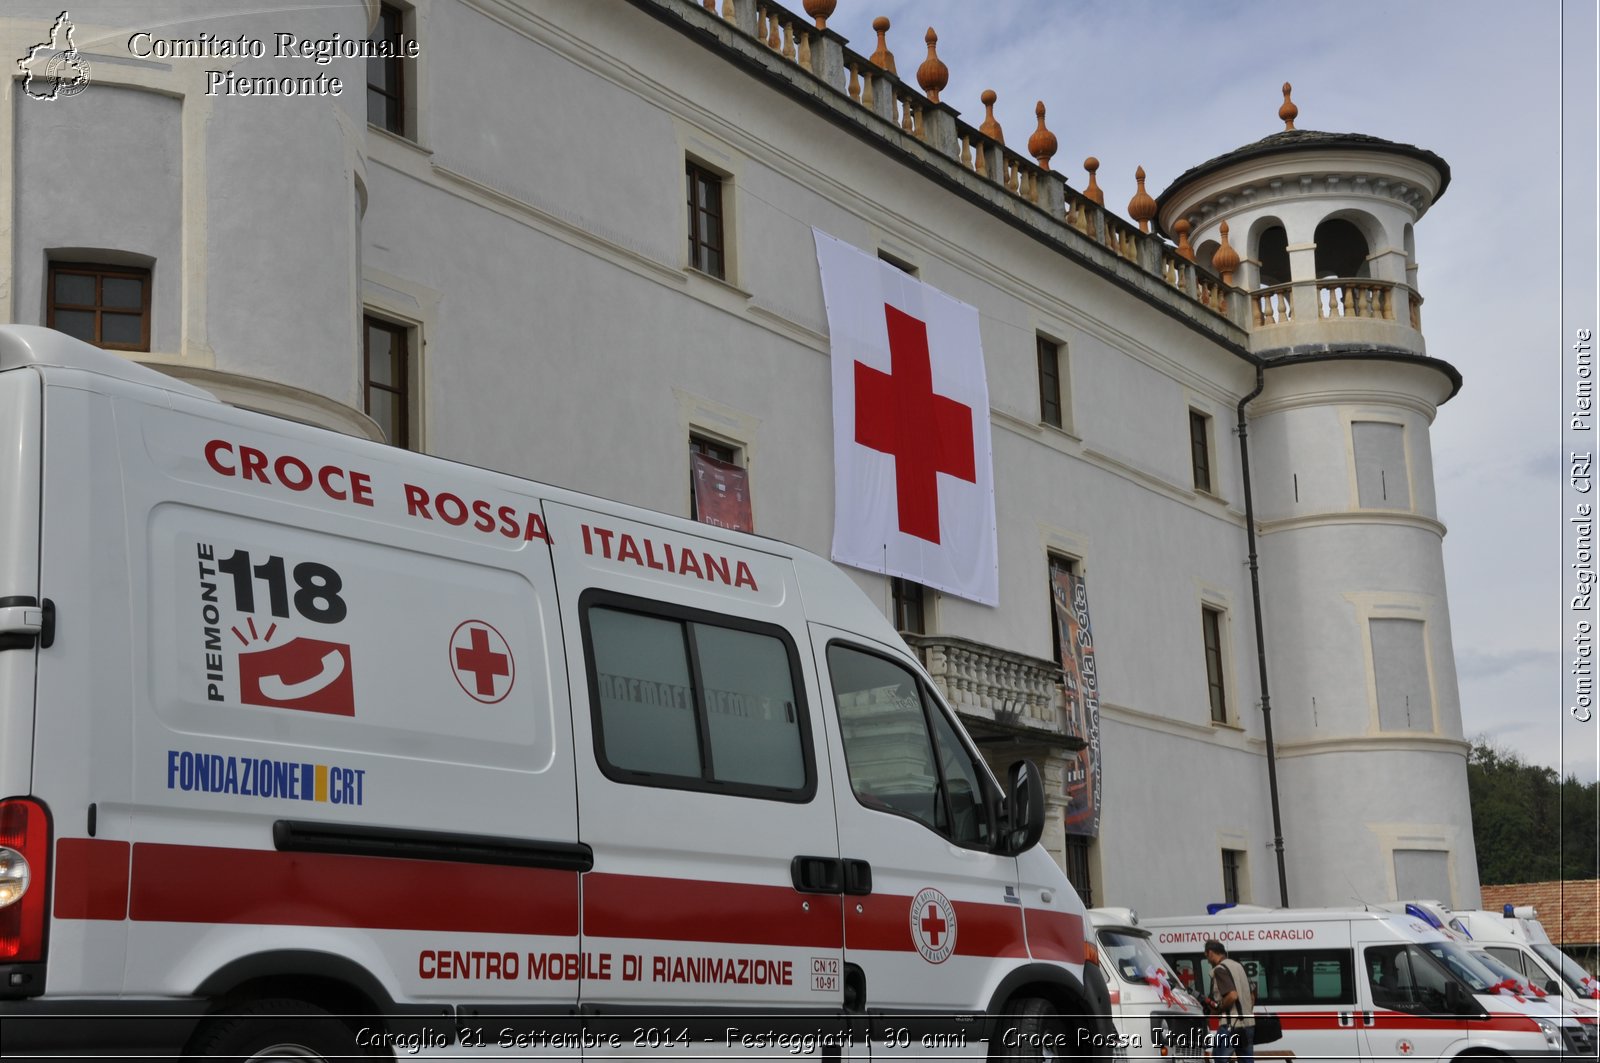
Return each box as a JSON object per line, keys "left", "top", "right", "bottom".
{"left": 1533, "top": 944, "right": 1596, "bottom": 995}
{"left": 1418, "top": 941, "right": 1499, "bottom": 993}
{"left": 1099, "top": 928, "right": 1182, "bottom": 988}
{"left": 1471, "top": 949, "right": 1535, "bottom": 994}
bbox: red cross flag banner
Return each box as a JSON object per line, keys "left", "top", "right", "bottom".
{"left": 813, "top": 230, "right": 999, "bottom": 605}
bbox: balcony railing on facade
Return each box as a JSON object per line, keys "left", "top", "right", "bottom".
{"left": 675, "top": 0, "right": 1427, "bottom": 348}
{"left": 901, "top": 633, "right": 1085, "bottom": 753}
{"left": 687, "top": 0, "right": 1247, "bottom": 324}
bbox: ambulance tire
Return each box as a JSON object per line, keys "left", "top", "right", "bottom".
{"left": 993, "top": 996, "right": 1085, "bottom": 1062}
{"left": 187, "top": 997, "right": 376, "bottom": 1062}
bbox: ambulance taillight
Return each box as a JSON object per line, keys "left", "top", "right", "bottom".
{"left": 0, "top": 798, "right": 49, "bottom": 963}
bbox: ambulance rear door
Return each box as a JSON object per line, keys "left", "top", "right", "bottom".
{"left": 0, "top": 365, "right": 41, "bottom": 794}
{"left": 543, "top": 501, "right": 847, "bottom": 1051}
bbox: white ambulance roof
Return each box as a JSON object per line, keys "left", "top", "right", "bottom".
{"left": 0, "top": 326, "right": 214, "bottom": 400}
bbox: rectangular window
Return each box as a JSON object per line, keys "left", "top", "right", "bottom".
{"left": 686, "top": 162, "right": 726, "bottom": 279}
{"left": 1371, "top": 618, "right": 1431, "bottom": 731}
{"left": 1064, "top": 834, "right": 1094, "bottom": 907}
{"left": 1202, "top": 606, "right": 1228, "bottom": 724}
{"left": 1222, "top": 847, "right": 1247, "bottom": 903}
{"left": 363, "top": 315, "right": 410, "bottom": 447}
{"left": 878, "top": 250, "right": 918, "bottom": 276}
{"left": 583, "top": 593, "right": 812, "bottom": 801}
{"left": 827, "top": 642, "right": 993, "bottom": 848}
{"left": 1038, "top": 336, "right": 1063, "bottom": 428}
{"left": 688, "top": 435, "right": 754, "bottom": 533}
{"left": 367, "top": 2, "right": 408, "bottom": 135}
{"left": 891, "top": 577, "right": 927, "bottom": 635}
{"left": 1353, "top": 421, "right": 1408, "bottom": 508}
{"left": 48, "top": 262, "right": 151, "bottom": 352}
{"left": 1189, "top": 409, "right": 1213, "bottom": 493}
{"left": 1168, "top": 949, "right": 1355, "bottom": 1007}
{"left": 1392, "top": 849, "right": 1451, "bottom": 902}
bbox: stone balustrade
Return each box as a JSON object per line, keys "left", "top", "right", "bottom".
{"left": 901, "top": 633, "right": 1069, "bottom": 736}
{"left": 678, "top": 0, "right": 1427, "bottom": 347}
{"left": 1246, "top": 279, "right": 1422, "bottom": 334}
{"left": 1318, "top": 279, "right": 1394, "bottom": 321}
{"left": 1253, "top": 283, "right": 1294, "bottom": 326}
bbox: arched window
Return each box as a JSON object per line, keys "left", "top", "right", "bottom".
{"left": 1257, "top": 225, "right": 1290, "bottom": 287}
{"left": 1313, "top": 218, "right": 1371, "bottom": 278}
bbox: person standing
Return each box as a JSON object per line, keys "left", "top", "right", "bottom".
{"left": 1203, "top": 940, "right": 1255, "bottom": 1063}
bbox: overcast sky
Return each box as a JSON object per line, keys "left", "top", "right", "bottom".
{"left": 825, "top": 1, "right": 1598, "bottom": 782}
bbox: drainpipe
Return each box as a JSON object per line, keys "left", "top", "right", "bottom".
{"left": 1237, "top": 364, "right": 1289, "bottom": 907}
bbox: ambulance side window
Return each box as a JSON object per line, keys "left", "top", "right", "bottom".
{"left": 826, "top": 643, "right": 992, "bottom": 848}
{"left": 582, "top": 592, "right": 813, "bottom": 801}
{"left": 1365, "top": 944, "right": 1450, "bottom": 1014}
{"left": 1484, "top": 946, "right": 1528, "bottom": 979}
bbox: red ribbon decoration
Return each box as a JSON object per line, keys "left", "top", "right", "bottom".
{"left": 1487, "top": 978, "right": 1526, "bottom": 1002}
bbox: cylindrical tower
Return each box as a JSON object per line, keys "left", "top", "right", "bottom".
{"left": 5, "top": 2, "right": 378, "bottom": 437}
{"left": 1157, "top": 87, "right": 1477, "bottom": 908}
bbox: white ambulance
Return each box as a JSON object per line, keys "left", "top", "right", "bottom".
{"left": 0, "top": 327, "right": 1114, "bottom": 1060}
{"left": 1144, "top": 907, "right": 1582, "bottom": 1061}
{"left": 1454, "top": 907, "right": 1600, "bottom": 1011}
{"left": 1085, "top": 909, "right": 1206, "bottom": 1060}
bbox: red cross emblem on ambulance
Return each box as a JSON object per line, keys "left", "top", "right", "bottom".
{"left": 910, "top": 886, "right": 957, "bottom": 964}
{"left": 450, "top": 620, "right": 514, "bottom": 704}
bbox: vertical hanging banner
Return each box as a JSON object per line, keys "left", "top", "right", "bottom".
{"left": 690, "top": 452, "right": 754, "bottom": 532}
{"left": 813, "top": 230, "right": 999, "bottom": 606}
{"left": 1053, "top": 569, "right": 1102, "bottom": 837}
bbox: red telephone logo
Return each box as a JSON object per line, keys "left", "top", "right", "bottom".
{"left": 238, "top": 637, "right": 354, "bottom": 716}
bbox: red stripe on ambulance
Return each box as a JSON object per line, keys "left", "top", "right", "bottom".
{"left": 843, "top": 892, "right": 1030, "bottom": 958}
{"left": 53, "top": 838, "right": 131, "bottom": 920}
{"left": 584, "top": 873, "right": 841, "bottom": 947}
{"left": 124, "top": 843, "right": 580, "bottom": 933}
{"left": 1023, "top": 908, "right": 1085, "bottom": 963}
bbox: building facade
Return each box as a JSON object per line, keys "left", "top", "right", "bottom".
{"left": 2, "top": 0, "right": 1477, "bottom": 915}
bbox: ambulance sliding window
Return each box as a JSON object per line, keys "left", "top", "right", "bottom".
{"left": 583, "top": 595, "right": 812, "bottom": 801}
{"left": 826, "top": 643, "right": 992, "bottom": 848}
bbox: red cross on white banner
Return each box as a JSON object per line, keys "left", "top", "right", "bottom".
{"left": 815, "top": 230, "right": 999, "bottom": 606}
{"left": 854, "top": 306, "right": 977, "bottom": 544}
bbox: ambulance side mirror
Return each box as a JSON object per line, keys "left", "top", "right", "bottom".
{"left": 995, "top": 759, "right": 1045, "bottom": 856}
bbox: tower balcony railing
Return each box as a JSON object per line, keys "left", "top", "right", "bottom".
{"left": 1248, "top": 278, "right": 1424, "bottom": 346}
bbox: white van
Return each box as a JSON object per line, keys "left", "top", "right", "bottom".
{"left": 1085, "top": 909, "right": 1206, "bottom": 1060}
{"left": 1144, "top": 908, "right": 1584, "bottom": 1061}
{"left": 0, "top": 327, "right": 1115, "bottom": 1059}
{"left": 1454, "top": 907, "right": 1600, "bottom": 1011}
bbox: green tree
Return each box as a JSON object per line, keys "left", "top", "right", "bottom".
{"left": 1468, "top": 740, "right": 1599, "bottom": 883}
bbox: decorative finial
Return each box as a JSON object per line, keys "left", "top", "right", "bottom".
{"left": 803, "top": 0, "right": 836, "bottom": 30}
{"left": 1174, "top": 218, "right": 1195, "bottom": 262}
{"left": 917, "top": 28, "right": 948, "bottom": 103}
{"left": 1083, "top": 157, "right": 1104, "bottom": 205}
{"left": 1128, "top": 166, "right": 1157, "bottom": 233}
{"left": 978, "top": 89, "right": 1003, "bottom": 144}
{"left": 1027, "top": 101, "right": 1057, "bottom": 170}
{"left": 1213, "top": 220, "right": 1240, "bottom": 285}
{"left": 1279, "top": 82, "right": 1298, "bottom": 130}
{"left": 870, "top": 16, "right": 896, "bottom": 74}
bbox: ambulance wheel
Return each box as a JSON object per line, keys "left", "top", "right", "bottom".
{"left": 187, "top": 998, "right": 373, "bottom": 1061}
{"left": 993, "top": 996, "right": 1082, "bottom": 1062}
